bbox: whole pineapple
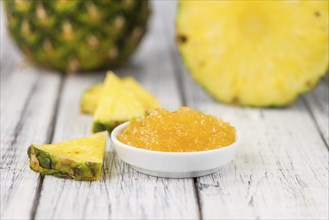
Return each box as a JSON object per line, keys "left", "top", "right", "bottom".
{"left": 4, "top": 0, "right": 150, "bottom": 73}
{"left": 176, "top": 1, "right": 328, "bottom": 107}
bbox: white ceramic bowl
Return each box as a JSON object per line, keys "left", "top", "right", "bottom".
{"left": 111, "top": 122, "right": 240, "bottom": 178}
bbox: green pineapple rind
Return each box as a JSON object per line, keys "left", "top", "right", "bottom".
{"left": 92, "top": 121, "right": 118, "bottom": 133}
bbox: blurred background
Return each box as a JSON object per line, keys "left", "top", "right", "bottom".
{"left": 1, "top": 1, "right": 177, "bottom": 75}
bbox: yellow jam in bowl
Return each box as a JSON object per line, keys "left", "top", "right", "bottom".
{"left": 118, "top": 107, "right": 236, "bottom": 152}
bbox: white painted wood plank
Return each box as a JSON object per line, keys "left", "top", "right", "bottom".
{"left": 34, "top": 2, "right": 199, "bottom": 219}
{"left": 1, "top": 13, "right": 63, "bottom": 220}
{"left": 0, "top": 67, "right": 62, "bottom": 220}
{"left": 304, "top": 80, "right": 329, "bottom": 146}
{"left": 34, "top": 74, "right": 111, "bottom": 220}
{"left": 176, "top": 56, "right": 329, "bottom": 219}
{"left": 1, "top": 68, "right": 39, "bottom": 146}
{"left": 105, "top": 161, "right": 198, "bottom": 219}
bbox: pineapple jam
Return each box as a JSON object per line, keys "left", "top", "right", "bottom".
{"left": 118, "top": 107, "right": 236, "bottom": 152}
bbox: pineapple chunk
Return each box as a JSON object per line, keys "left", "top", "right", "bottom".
{"left": 123, "top": 77, "right": 161, "bottom": 110}
{"left": 176, "top": 1, "right": 329, "bottom": 106}
{"left": 81, "top": 77, "right": 161, "bottom": 114}
{"left": 28, "top": 132, "right": 107, "bottom": 181}
{"left": 92, "top": 72, "right": 146, "bottom": 133}
{"left": 80, "top": 83, "right": 102, "bottom": 114}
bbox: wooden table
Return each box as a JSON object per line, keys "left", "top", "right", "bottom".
{"left": 1, "top": 1, "right": 328, "bottom": 219}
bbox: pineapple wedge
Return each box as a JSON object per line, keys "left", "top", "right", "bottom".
{"left": 123, "top": 77, "right": 161, "bottom": 110}
{"left": 92, "top": 73, "right": 146, "bottom": 133}
{"left": 81, "top": 77, "right": 161, "bottom": 114}
{"left": 80, "top": 83, "right": 103, "bottom": 114}
{"left": 28, "top": 132, "right": 107, "bottom": 181}
{"left": 176, "top": 1, "right": 329, "bottom": 106}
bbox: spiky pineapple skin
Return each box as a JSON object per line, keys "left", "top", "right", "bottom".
{"left": 28, "top": 145, "right": 102, "bottom": 181}
{"left": 4, "top": 0, "right": 149, "bottom": 73}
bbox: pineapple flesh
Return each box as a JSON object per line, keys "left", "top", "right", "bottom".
{"left": 81, "top": 83, "right": 103, "bottom": 114}
{"left": 4, "top": 0, "right": 149, "bottom": 72}
{"left": 92, "top": 73, "right": 146, "bottom": 133}
{"left": 81, "top": 77, "right": 161, "bottom": 114}
{"left": 123, "top": 77, "right": 162, "bottom": 110}
{"left": 176, "top": 1, "right": 329, "bottom": 106}
{"left": 28, "top": 131, "right": 107, "bottom": 181}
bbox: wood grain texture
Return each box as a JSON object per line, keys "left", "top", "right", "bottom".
{"left": 33, "top": 74, "right": 111, "bottom": 220}
{"left": 0, "top": 68, "right": 62, "bottom": 219}
{"left": 304, "top": 80, "right": 329, "bottom": 147}
{"left": 33, "top": 3, "right": 199, "bottom": 219}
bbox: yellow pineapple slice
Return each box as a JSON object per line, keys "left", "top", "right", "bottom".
{"left": 92, "top": 72, "right": 146, "bottom": 132}
{"left": 80, "top": 83, "right": 102, "bottom": 114}
{"left": 81, "top": 76, "right": 161, "bottom": 114}
{"left": 28, "top": 131, "right": 107, "bottom": 181}
{"left": 123, "top": 77, "right": 161, "bottom": 110}
{"left": 176, "top": 1, "right": 328, "bottom": 106}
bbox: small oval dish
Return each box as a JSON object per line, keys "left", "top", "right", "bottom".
{"left": 111, "top": 122, "right": 240, "bottom": 178}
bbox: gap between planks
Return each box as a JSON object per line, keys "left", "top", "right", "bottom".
{"left": 303, "top": 96, "right": 329, "bottom": 150}
{"left": 170, "top": 40, "right": 203, "bottom": 220}
{"left": 1, "top": 68, "right": 63, "bottom": 219}
{"left": 30, "top": 75, "right": 65, "bottom": 220}
{"left": 160, "top": 2, "right": 204, "bottom": 218}
{"left": 169, "top": 33, "right": 203, "bottom": 220}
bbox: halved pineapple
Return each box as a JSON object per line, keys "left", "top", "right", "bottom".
{"left": 176, "top": 1, "right": 328, "bottom": 106}
{"left": 92, "top": 72, "right": 146, "bottom": 133}
{"left": 81, "top": 77, "right": 161, "bottom": 114}
{"left": 28, "top": 131, "right": 107, "bottom": 181}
